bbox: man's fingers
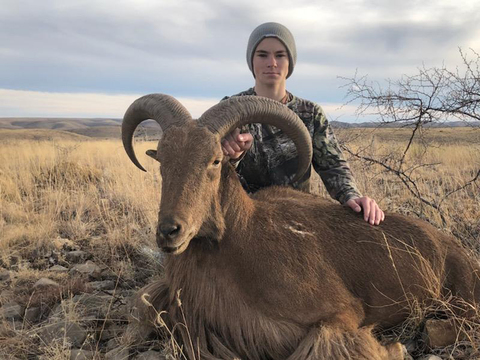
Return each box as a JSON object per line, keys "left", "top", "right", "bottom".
{"left": 347, "top": 196, "right": 384, "bottom": 225}
{"left": 238, "top": 133, "right": 253, "bottom": 151}
{"left": 375, "top": 207, "right": 384, "bottom": 225}
{"left": 222, "top": 140, "right": 235, "bottom": 157}
{"left": 221, "top": 129, "right": 253, "bottom": 159}
{"left": 368, "top": 203, "right": 377, "bottom": 225}
{"left": 362, "top": 199, "right": 371, "bottom": 222}
{"left": 223, "top": 134, "right": 241, "bottom": 153}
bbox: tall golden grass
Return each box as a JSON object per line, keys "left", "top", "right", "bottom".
{"left": 0, "top": 139, "right": 161, "bottom": 268}
{"left": 334, "top": 127, "right": 480, "bottom": 251}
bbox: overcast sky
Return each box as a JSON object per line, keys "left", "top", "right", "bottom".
{"left": 1, "top": 0, "right": 479, "bottom": 121}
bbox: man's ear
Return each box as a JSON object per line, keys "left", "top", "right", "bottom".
{"left": 146, "top": 149, "right": 157, "bottom": 159}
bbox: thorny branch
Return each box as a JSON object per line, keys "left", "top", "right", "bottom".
{"left": 341, "top": 48, "right": 480, "bottom": 224}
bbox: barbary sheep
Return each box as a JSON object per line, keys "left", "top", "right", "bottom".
{"left": 123, "top": 93, "right": 480, "bottom": 360}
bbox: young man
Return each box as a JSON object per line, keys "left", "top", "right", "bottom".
{"left": 222, "top": 22, "right": 384, "bottom": 225}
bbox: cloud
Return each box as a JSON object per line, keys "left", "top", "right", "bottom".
{"left": 0, "top": 88, "right": 364, "bottom": 123}
{"left": 0, "top": 0, "right": 479, "bottom": 118}
{"left": 0, "top": 89, "right": 218, "bottom": 118}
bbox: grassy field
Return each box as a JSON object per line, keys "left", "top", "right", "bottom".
{"left": 0, "top": 127, "right": 479, "bottom": 359}
{"left": 334, "top": 127, "right": 480, "bottom": 250}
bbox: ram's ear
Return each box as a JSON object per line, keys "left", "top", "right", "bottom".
{"left": 146, "top": 149, "right": 158, "bottom": 160}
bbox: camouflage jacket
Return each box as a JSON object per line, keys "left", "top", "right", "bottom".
{"left": 222, "top": 88, "right": 361, "bottom": 204}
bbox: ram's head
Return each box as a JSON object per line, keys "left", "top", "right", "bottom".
{"left": 122, "top": 94, "right": 312, "bottom": 255}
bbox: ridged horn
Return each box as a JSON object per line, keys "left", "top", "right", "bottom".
{"left": 122, "top": 93, "right": 192, "bottom": 171}
{"left": 198, "top": 96, "right": 312, "bottom": 183}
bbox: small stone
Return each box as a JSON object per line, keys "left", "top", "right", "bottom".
{"left": 100, "top": 268, "right": 117, "bottom": 279}
{"left": 0, "top": 289, "right": 15, "bottom": 302}
{"left": 49, "top": 264, "right": 69, "bottom": 272}
{"left": 99, "top": 324, "right": 124, "bottom": 341}
{"left": 89, "top": 280, "right": 115, "bottom": 291}
{"left": 9, "top": 255, "right": 21, "bottom": 265}
{"left": 2, "top": 303, "right": 24, "bottom": 320}
{"left": 403, "top": 338, "right": 417, "bottom": 354}
{"left": 106, "top": 338, "right": 120, "bottom": 352}
{"left": 49, "top": 302, "right": 66, "bottom": 320}
{"left": 70, "top": 261, "right": 102, "bottom": 279}
{"left": 70, "top": 349, "right": 95, "bottom": 360}
{"left": 424, "top": 319, "right": 458, "bottom": 348}
{"left": 66, "top": 251, "right": 89, "bottom": 264}
{"left": 24, "top": 306, "right": 42, "bottom": 323}
{"left": 80, "top": 315, "right": 98, "bottom": 327}
{"left": 400, "top": 344, "right": 414, "bottom": 360}
{"left": 37, "top": 321, "right": 87, "bottom": 348}
{"left": 34, "top": 277, "right": 60, "bottom": 289}
{"left": 53, "top": 237, "right": 76, "bottom": 251}
{"left": 73, "top": 293, "right": 114, "bottom": 318}
{"left": 0, "top": 269, "right": 11, "bottom": 281}
{"left": 105, "top": 348, "right": 129, "bottom": 360}
{"left": 418, "top": 356, "right": 442, "bottom": 360}
{"left": 135, "top": 350, "right": 166, "bottom": 360}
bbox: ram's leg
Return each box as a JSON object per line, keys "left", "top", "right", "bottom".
{"left": 286, "top": 325, "right": 403, "bottom": 360}
{"left": 127, "top": 279, "right": 172, "bottom": 340}
{"left": 444, "top": 247, "right": 480, "bottom": 318}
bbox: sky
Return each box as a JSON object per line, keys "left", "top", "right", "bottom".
{"left": 1, "top": 0, "right": 479, "bottom": 121}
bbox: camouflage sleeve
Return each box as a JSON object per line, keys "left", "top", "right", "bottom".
{"left": 311, "top": 105, "right": 362, "bottom": 204}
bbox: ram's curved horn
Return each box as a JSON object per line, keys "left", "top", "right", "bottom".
{"left": 198, "top": 96, "right": 312, "bottom": 183}
{"left": 122, "top": 93, "right": 192, "bottom": 171}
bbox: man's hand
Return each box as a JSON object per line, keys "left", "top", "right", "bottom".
{"left": 345, "top": 197, "right": 385, "bottom": 225}
{"left": 221, "top": 128, "right": 253, "bottom": 160}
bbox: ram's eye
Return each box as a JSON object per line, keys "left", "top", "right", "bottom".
{"left": 213, "top": 159, "right": 221, "bottom": 166}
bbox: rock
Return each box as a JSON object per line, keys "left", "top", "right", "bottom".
{"left": 99, "top": 324, "right": 124, "bottom": 341}
{"left": 0, "top": 269, "right": 11, "bottom": 281}
{"left": 135, "top": 350, "right": 166, "bottom": 360}
{"left": 89, "top": 280, "right": 115, "bottom": 291}
{"left": 2, "top": 302, "right": 24, "bottom": 320}
{"left": 49, "top": 264, "right": 69, "bottom": 272}
{"left": 73, "top": 293, "right": 114, "bottom": 318}
{"left": 24, "top": 306, "right": 42, "bottom": 323}
{"left": 53, "top": 237, "right": 76, "bottom": 251}
{"left": 49, "top": 302, "right": 67, "bottom": 320}
{"left": 34, "top": 277, "right": 60, "bottom": 289}
{"left": 70, "top": 349, "right": 95, "bottom": 360}
{"left": 70, "top": 261, "right": 102, "bottom": 279}
{"left": 66, "top": 251, "right": 89, "bottom": 264}
{"left": 37, "top": 321, "right": 87, "bottom": 348}
{"left": 418, "top": 356, "right": 442, "bottom": 360}
{"left": 401, "top": 344, "right": 414, "bottom": 360}
{"left": 424, "top": 319, "right": 458, "bottom": 348}
{"left": 106, "top": 338, "right": 120, "bottom": 352}
{"left": 105, "top": 347, "right": 129, "bottom": 360}
{"left": 9, "top": 255, "right": 23, "bottom": 271}
{"left": 100, "top": 268, "right": 117, "bottom": 280}
{"left": 403, "top": 338, "right": 417, "bottom": 354}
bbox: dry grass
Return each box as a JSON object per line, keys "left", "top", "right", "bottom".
{"left": 0, "top": 139, "right": 161, "bottom": 267}
{"left": 332, "top": 127, "right": 480, "bottom": 251}
{"left": 1, "top": 127, "right": 479, "bottom": 359}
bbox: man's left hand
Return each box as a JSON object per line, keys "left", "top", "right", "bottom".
{"left": 345, "top": 197, "right": 385, "bottom": 225}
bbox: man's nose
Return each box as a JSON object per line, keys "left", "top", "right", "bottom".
{"left": 267, "top": 56, "right": 277, "bottom": 67}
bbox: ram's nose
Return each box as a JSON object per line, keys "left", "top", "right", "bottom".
{"left": 156, "top": 218, "right": 186, "bottom": 250}
{"left": 159, "top": 221, "right": 182, "bottom": 239}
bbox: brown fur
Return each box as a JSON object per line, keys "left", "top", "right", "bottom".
{"left": 131, "top": 123, "right": 480, "bottom": 359}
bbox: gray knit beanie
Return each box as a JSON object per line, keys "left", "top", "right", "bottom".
{"left": 246, "top": 22, "right": 297, "bottom": 78}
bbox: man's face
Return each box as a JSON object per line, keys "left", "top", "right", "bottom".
{"left": 252, "top": 37, "right": 289, "bottom": 86}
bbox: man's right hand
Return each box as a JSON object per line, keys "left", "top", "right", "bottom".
{"left": 221, "top": 128, "right": 253, "bottom": 160}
